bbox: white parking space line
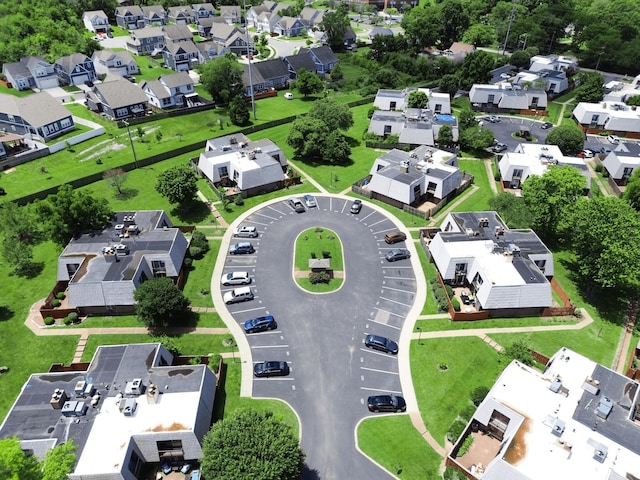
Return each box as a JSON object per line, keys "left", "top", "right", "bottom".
{"left": 369, "top": 319, "right": 401, "bottom": 330}
{"left": 382, "top": 275, "right": 415, "bottom": 281}
{"left": 360, "top": 367, "right": 399, "bottom": 375}
{"left": 379, "top": 296, "right": 414, "bottom": 308}
{"left": 251, "top": 344, "right": 290, "bottom": 348}
{"left": 382, "top": 265, "right": 414, "bottom": 269}
{"left": 244, "top": 220, "right": 270, "bottom": 227}
{"left": 373, "top": 307, "right": 405, "bottom": 318}
{"left": 381, "top": 286, "right": 416, "bottom": 295}
{"left": 254, "top": 377, "right": 295, "bottom": 381}
{"left": 244, "top": 329, "right": 282, "bottom": 335}
{"left": 371, "top": 223, "right": 392, "bottom": 231}
{"left": 232, "top": 306, "right": 266, "bottom": 314}
{"left": 360, "top": 387, "right": 403, "bottom": 394}
{"left": 255, "top": 209, "right": 281, "bottom": 220}
{"left": 359, "top": 211, "right": 376, "bottom": 222}
{"left": 360, "top": 348, "right": 399, "bottom": 358}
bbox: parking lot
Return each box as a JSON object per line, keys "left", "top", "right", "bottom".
{"left": 217, "top": 195, "right": 419, "bottom": 479}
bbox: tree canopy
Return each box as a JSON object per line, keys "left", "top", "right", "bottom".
{"left": 308, "top": 98, "right": 354, "bottom": 132}
{"left": 0, "top": 437, "right": 76, "bottom": 480}
{"left": 133, "top": 277, "right": 191, "bottom": 328}
{"left": 0, "top": 202, "right": 42, "bottom": 275}
{"left": 407, "top": 90, "right": 428, "bottom": 109}
{"left": 229, "top": 96, "right": 250, "bottom": 126}
{"left": 320, "top": 3, "right": 350, "bottom": 51}
{"left": 488, "top": 192, "right": 534, "bottom": 229}
{"left": 623, "top": 168, "right": 640, "bottom": 211}
{"left": 41, "top": 440, "right": 77, "bottom": 480}
{"left": 198, "top": 53, "right": 245, "bottom": 105}
{"left": 574, "top": 72, "right": 605, "bottom": 103}
{"left": 294, "top": 69, "right": 324, "bottom": 97}
{"left": 456, "top": 50, "right": 495, "bottom": 91}
{"left": 201, "top": 409, "right": 305, "bottom": 480}
{"left": 545, "top": 125, "right": 585, "bottom": 155}
{"left": 155, "top": 165, "right": 198, "bottom": 206}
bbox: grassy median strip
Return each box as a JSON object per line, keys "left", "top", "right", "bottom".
{"left": 294, "top": 227, "right": 344, "bottom": 292}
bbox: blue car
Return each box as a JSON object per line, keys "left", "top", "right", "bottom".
{"left": 244, "top": 315, "right": 277, "bottom": 334}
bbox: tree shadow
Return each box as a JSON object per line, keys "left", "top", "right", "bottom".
{"left": 114, "top": 188, "right": 139, "bottom": 201}
{"left": 212, "top": 362, "right": 228, "bottom": 422}
{"left": 171, "top": 201, "right": 212, "bottom": 225}
{"left": 14, "top": 262, "right": 45, "bottom": 279}
{"left": 0, "top": 305, "right": 14, "bottom": 321}
{"left": 302, "top": 464, "right": 321, "bottom": 480}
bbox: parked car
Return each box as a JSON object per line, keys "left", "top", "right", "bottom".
{"left": 350, "top": 199, "right": 362, "bottom": 214}
{"left": 180, "top": 464, "right": 192, "bottom": 474}
{"left": 385, "top": 249, "right": 411, "bottom": 262}
{"left": 492, "top": 143, "right": 507, "bottom": 153}
{"left": 221, "top": 271, "right": 251, "bottom": 286}
{"left": 284, "top": 92, "right": 294, "bottom": 100}
{"left": 608, "top": 134, "right": 620, "bottom": 144}
{"left": 223, "top": 286, "right": 254, "bottom": 304}
{"left": 229, "top": 242, "right": 255, "bottom": 255}
{"left": 487, "top": 115, "right": 501, "bottom": 123}
{"left": 288, "top": 198, "right": 305, "bottom": 213}
{"left": 233, "top": 225, "right": 259, "bottom": 238}
{"left": 303, "top": 194, "right": 317, "bottom": 208}
{"left": 367, "top": 394, "right": 406, "bottom": 413}
{"left": 253, "top": 361, "right": 289, "bottom": 377}
{"left": 364, "top": 334, "right": 399, "bottom": 354}
{"left": 541, "top": 122, "right": 553, "bottom": 129}
{"left": 600, "top": 146, "right": 612, "bottom": 155}
{"left": 499, "top": 73, "right": 510, "bottom": 79}
{"left": 244, "top": 315, "right": 277, "bottom": 334}
{"left": 384, "top": 231, "right": 406, "bottom": 244}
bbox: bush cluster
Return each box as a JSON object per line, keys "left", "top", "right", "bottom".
{"left": 189, "top": 230, "right": 210, "bottom": 259}
{"left": 51, "top": 299, "right": 61, "bottom": 308}
{"left": 309, "top": 271, "right": 331, "bottom": 284}
{"left": 56, "top": 292, "right": 66, "bottom": 300}
{"left": 44, "top": 316, "right": 55, "bottom": 326}
{"left": 430, "top": 278, "right": 450, "bottom": 312}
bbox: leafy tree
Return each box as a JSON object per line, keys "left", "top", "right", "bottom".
{"left": 189, "top": 230, "right": 210, "bottom": 259}
{"left": 294, "top": 68, "right": 324, "bottom": 97}
{"left": 461, "top": 24, "right": 497, "bottom": 47}
{"left": 440, "top": 0, "right": 470, "bottom": 47}
{"left": 502, "top": 338, "right": 535, "bottom": 366}
{"left": 488, "top": 192, "right": 533, "bottom": 229}
{"left": 0, "top": 437, "right": 41, "bottom": 480}
{"left": 574, "top": 72, "right": 605, "bottom": 103}
{"left": 623, "top": 168, "right": 640, "bottom": 211}
{"left": 521, "top": 165, "right": 586, "bottom": 243}
{"left": 456, "top": 50, "right": 495, "bottom": 91}
{"left": 457, "top": 108, "right": 478, "bottom": 130}
{"left": 155, "top": 165, "right": 198, "bottom": 207}
{"left": 558, "top": 196, "right": 640, "bottom": 291}
{"left": 320, "top": 3, "right": 350, "bottom": 50}
{"left": 401, "top": 4, "right": 442, "bottom": 50}
{"left": 459, "top": 126, "right": 494, "bottom": 150}
{"left": 509, "top": 50, "right": 531, "bottom": 69}
{"left": 198, "top": 53, "right": 244, "bottom": 105}
{"left": 133, "top": 277, "right": 191, "bottom": 328}
{"left": 470, "top": 386, "right": 490, "bottom": 406}
{"left": 407, "top": 90, "right": 428, "bottom": 109}
{"left": 436, "top": 125, "right": 454, "bottom": 147}
{"left": 1, "top": 240, "right": 35, "bottom": 277}
{"left": 545, "top": 124, "right": 585, "bottom": 155}
{"left": 103, "top": 168, "right": 127, "bottom": 195}
{"left": 627, "top": 95, "right": 640, "bottom": 107}
{"left": 329, "top": 63, "right": 343, "bottom": 81}
{"left": 201, "top": 409, "right": 305, "bottom": 480}
{"left": 323, "top": 130, "right": 351, "bottom": 165}
{"left": 287, "top": 116, "right": 330, "bottom": 160}
{"left": 36, "top": 184, "right": 113, "bottom": 247}
{"left": 439, "top": 74, "right": 459, "bottom": 97}
{"left": 308, "top": 98, "right": 353, "bottom": 131}
{"left": 42, "top": 440, "right": 77, "bottom": 480}
{"left": 228, "top": 96, "right": 250, "bottom": 126}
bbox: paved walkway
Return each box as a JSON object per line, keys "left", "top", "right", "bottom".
{"left": 196, "top": 190, "right": 229, "bottom": 227}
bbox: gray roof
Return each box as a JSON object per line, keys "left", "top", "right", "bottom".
{"left": 131, "top": 26, "right": 164, "bottom": 39}
{"left": 92, "top": 49, "right": 136, "bottom": 65}
{"left": 141, "top": 5, "right": 166, "bottom": 16}
{"left": 2, "top": 60, "right": 31, "bottom": 79}
{"left": 284, "top": 53, "right": 317, "bottom": 73}
{"left": 55, "top": 53, "right": 92, "bottom": 74}
{"left": 369, "top": 27, "right": 393, "bottom": 37}
{"left": 141, "top": 79, "right": 171, "bottom": 100}
{"left": 116, "top": 5, "right": 143, "bottom": 16}
{"left": 301, "top": 46, "right": 338, "bottom": 65}
{"left": 160, "top": 71, "right": 193, "bottom": 88}
{"left": 90, "top": 78, "right": 149, "bottom": 109}
{"left": 246, "top": 58, "right": 289, "bottom": 83}
{"left": 0, "top": 92, "right": 71, "bottom": 129}
{"left": 164, "top": 40, "right": 199, "bottom": 55}
{"left": 163, "top": 24, "right": 193, "bottom": 41}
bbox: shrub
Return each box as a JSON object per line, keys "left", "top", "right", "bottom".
{"left": 56, "top": 292, "right": 66, "bottom": 300}
{"left": 322, "top": 251, "right": 331, "bottom": 258}
{"left": 189, "top": 246, "right": 203, "bottom": 259}
{"left": 443, "top": 466, "right": 466, "bottom": 480}
{"left": 470, "top": 386, "right": 490, "bottom": 406}
{"left": 457, "top": 434, "right": 474, "bottom": 457}
{"left": 51, "top": 299, "right": 61, "bottom": 308}
{"left": 44, "top": 316, "right": 55, "bottom": 326}
{"left": 68, "top": 312, "right": 79, "bottom": 323}
{"left": 190, "top": 355, "right": 202, "bottom": 365}
{"left": 447, "top": 420, "right": 467, "bottom": 443}
{"left": 209, "top": 353, "right": 222, "bottom": 373}
{"left": 183, "top": 257, "right": 193, "bottom": 268}
{"left": 460, "top": 404, "right": 477, "bottom": 422}
{"left": 594, "top": 163, "right": 603, "bottom": 173}
{"left": 234, "top": 194, "right": 244, "bottom": 206}
{"left": 444, "top": 285, "right": 454, "bottom": 297}
{"left": 309, "top": 271, "right": 331, "bottom": 284}
{"left": 451, "top": 297, "right": 461, "bottom": 311}
{"left": 190, "top": 230, "right": 210, "bottom": 257}
{"left": 63, "top": 316, "right": 72, "bottom": 325}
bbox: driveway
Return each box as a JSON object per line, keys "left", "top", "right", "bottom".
{"left": 216, "top": 195, "right": 422, "bottom": 479}
{"left": 479, "top": 115, "right": 552, "bottom": 153}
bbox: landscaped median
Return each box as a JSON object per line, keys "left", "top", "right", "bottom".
{"left": 293, "top": 227, "right": 344, "bottom": 293}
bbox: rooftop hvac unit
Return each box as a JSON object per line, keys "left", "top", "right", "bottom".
{"left": 50, "top": 389, "right": 68, "bottom": 409}
{"left": 120, "top": 398, "right": 138, "bottom": 416}
{"left": 74, "top": 380, "right": 87, "bottom": 397}
{"left": 125, "top": 378, "right": 145, "bottom": 396}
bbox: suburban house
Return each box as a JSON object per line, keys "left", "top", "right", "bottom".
{"left": 274, "top": 16, "right": 306, "bottom": 37}
{"left": 255, "top": 11, "right": 281, "bottom": 34}
{"left": 54, "top": 53, "right": 97, "bottom": 86}
{"left": 115, "top": 5, "right": 145, "bottom": 30}
{"left": 196, "top": 41, "right": 227, "bottom": 63}
{"left": 56, "top": 210, "right": 187, "bottom": 313}
{"left": 92, "top": 49, "right": 140, "bottom": 77}
{"left": 0, "top": 342, "right": 216, "bottom": 480}
{"left": 513, "top": 69, "right": 569, "bottom": 95}
{"left": 162, "top": 41, "right": 199, "bottom": 71}
{"left": 82, "top": 10, "right": 111, "bottom": 35}
{"left": 443, "top": 42, "right": 475, "bottom": 61}
{"left": 141, "top": 72, "right": 197, "bottom": 109}
{"left": 602, "top": 142, "right": 640, "bottom": 185}
{"left": 197, "top": 16, "right": 224, "bottom": 38}
{"left": 163, "top": 24, "right": 194, "bottom": 44}
{"left": 603, "top": 73, "right": 640, "bottom": 103}
{"left": 246, "top": 2, "right": 279, "bottom": 28}
{"left": 219, "top": 5, "right": 241, "bottom": 24}
{"left": 209, "top": 24, "right": 250, "bottom": 55}
{"left": 298, "top": 46, "right": 338, "bottom": 75}
{"left": 167, "top": 6, "right": 195, "bottom": 25}
{"left": 197, "top": 133, "right": 288, "bottom": 196}
{"left": 0, "top": 92, "right": 75, "bottom": 141}
{"left": 447, "top": 347, "right": 640, "bottom": 480}
{"left": 368, "top": 26, "right": 393, "bottom": 41}
{"left": 373, "top": 88, "right": 452, "bottom": 114}
{"left": 429, "top": 211, "right": 554, "bottom": 313}
{"left": 2, "top": 56, "right": 59, "bottom": 91}
{"left": 363, "top": 146, "right": 463, "bottom": 207}
{"left": 498, "top": 143, "right": 591, "bottom": 191}
{"left": 283, "top": 52, "right": 318, "bottom": 79}
{"left": 243, "top": 58, "right": 289, "bottom": 94}
{"left": 573, "top": 101, "right": 640, "bottom": 137}
{"left": 367, "top": 108, "right": 459, "bottom": 148}
{"left": 85, "top": 78, "right": 149, "bottom": 120}
{"left": 529, "top": 54, "right": 578, "bottom": 75}
{"left": 192, "top": 2, "right": 216, "bottom": 19}
{"left": 343, "top": 25, "right": 357, "bottom": 48}
{"left": 298, "top": 7, "right": 324, "bottom": 28}
{"left": 469, "top": 83, "right": 547, "bottom": 113}
{"left": 141, "top": 5, "right": 167, "bottom": 26}
{"left": 126, "top": 26, "right": 166, "bottom": 55}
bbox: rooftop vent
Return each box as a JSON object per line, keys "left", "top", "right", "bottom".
{"left": 50, "top": 389, "right": 68, "bottom": 409}
{"left": 125, "top": 378, "right": 145, "bottom": 396}
{"left": 478, "top": 217, "right": 489, "bottom": 228}
{"left": 400, "top": 161, "right": 410, "bottom": 173}
{"left": 120, "top": 398, "right": 137, "bottom": 417}
{"left": 146, "top": 383, "right": 160, "bottom": 404}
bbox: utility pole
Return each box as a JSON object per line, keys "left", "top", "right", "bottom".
{"left": 502, "top": 0, "right": 518, "bottom": 56}
{"left": 122, "top": 120, "right": 139, "bottom": 169}
{"left": 243, "top": 0, "right": 256, "bottom": 120}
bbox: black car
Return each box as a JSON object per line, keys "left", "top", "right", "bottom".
{"left": 244, "top": 315, "right": 277, "bottom": 334}
{"left": 385, "top": 249, "right": 411, "bottom": 262}
{"left": 364, "top": 334, "right": 399, "bottom": 354}
{"left": 288, "top": 198, "right": 305, "bottom": 213}
{"left": 367, "top": 394, "right": 406, "bottom": 413}
{"left": 541, "top": 122, "right": 553, "bottom": 129}
{"left": 253, "top": 361, "right": 290, "bottom": 377}
{"left": 229, "top": 242, "right": 255, "bottom": 255}
{"left": 350, "top": 199, "right": 362, "bottom": 214}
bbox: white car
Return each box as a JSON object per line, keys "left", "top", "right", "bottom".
{"left": 284, "top": 92, "right": 294, "bottom": 100}
{"left": 233, "top": 225, "right": 258, "bottom": 238}
{"left": 223, "top": 286, "right": 254, "bottom": 304}
{"left": 303, "top": 194, "right": 316, "bottom": 208}
{"left": 607, "top": 134, "right": 620, "bottom": 144}
{"left": 500, "top": 73, "right": 510, "bottom": 79}
{"left": 221, "top": 271, "right": 251, "bottom": 286}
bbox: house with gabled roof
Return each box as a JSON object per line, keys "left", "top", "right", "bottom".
{"left": 2, "top": 56, "right": 59, "bottom": 91}
{"left": 368, "top": 26, "right": 393, "bottom": 41}
{"left": 602, "top": 142, "right": 640, "bottom": 185}
{"left": 343, "top": 25, "right": 356, "bottom": 48}
{"left": 141, "top": 5, "right": 167, "bottom": 26}
{"left": 368, "top": 108, "right": 459, "bottom": 148}
{"left": 162, "top": 41, "right": 199, "bottom": 71}
{"left": 243, "top": 58, "right": 289, "bottom": 95}
{"left": 275, "top": 16, "right": 306, "bottom": 37}
{"left": 219, "top": 5, "right": 241, "bottom": 24}
{"left": 92, "top": 50, "right": 139, "bottom": 78}
{"left": 0, "top": 342, "right": 216, "bottom": 480}
{"left": 85, "top": 78, "right": 149, "bottom": 120}
{"left": 246, "top": 3, "right": 278, "bottom": 28}
{"left": 373, "top": 87, "right": 452, "bottom": 114}
{"left": 513, "top": 69, "right": 569, "bottom": 95}
{"left": 197, "top": 133, "right": 288, "bottom": 196}
{"left": 167, "top": 6, "right": 195, "bottom": 25}
{"left": 197, "top": 16, "right": 226, "bottom": 38}
{"left": 209, "top": 25, "right": 250, "bottom": 55}
{"left": 191, "top": 2, "right": 216, "bottom": 19}
{"left": 163, "top": 24, "right": 193, "bottom": 44}
{"left": 469, "top": 83, "right": 547, "bottom": 113}
{"left": 573, "top": 101, "right": 640, "bottom": 137}
{"left": 256, "top": 11, "right": 281, "bottom": 33}
{"left": 115, "top": 5, "right": 145, "bottom": 30}
{"left": 142, "top": 72, "right": 196, "bottom": 109}
{"left": 298, "top": 46, "right": 338, "bottom": 75}
{"left": 298, "top": 7, "right": 324, "bottom": 28}
{"left": 283, "top": 52, "right": 318, "bottom": 79}
{"left": 126, "top": 26, "right": 166, "bottom": 55}
{"left": 82, "top": 10, "right": 111, "bottom": 35}
{"left": 0, "top": 92, "right": 75, "bottom": 141}
{"left": 196, "top": 40, "right": 227, "bottom": 63}
{"left": 54, "top": 53, "right": 97, "bottom": 86}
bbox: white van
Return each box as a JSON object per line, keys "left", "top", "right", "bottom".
{"left": 223, "top": 286, "right": 254, "bottom": 304}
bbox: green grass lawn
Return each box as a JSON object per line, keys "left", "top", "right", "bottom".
{"left": 293, "top": 226, "right": 344, "bottom": 292}
{"left": 182, "top": 243, "right": 220, "bottom": 307}
{"left": 416, "top": 315, "right": 577, "bottom": 332}
{"left": 358, "top": 416, "right": 442, "bottom": 479}
{"left": 450, "top": 159, "right": 495, "bottom": 213}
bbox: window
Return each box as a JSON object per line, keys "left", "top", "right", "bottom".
{"left": 233, "top": 170, "right": 239, "bottom": 181}
{"left": 389, "top": 101, "right": 396, "bottom": 110}
{"left": 218, "top": 166, "right": 228, "bottom": 177}
{"left": 151, "top": 260, "right": 166, "bottom": 277}
{"left": 434, "top": 103, "right": 442, "bottom": 113}
{"left": 128, "top": 450, "right": 144, "bottom": 476}
{"left": 624, "top": 167, "right": 634, "bottom": 177}
{"left": 383, "top": 125, "right": 392, "bottom": 135}
{"left": 61, "top": 118, "right": 72, "bottom": 128}
{"left": 473, "top": 272, "right": 483, "bottom": 287}
{"left": 66, "top": 263, "right": 80, "bottom": 277}
{"left": 444, "top": 222, "right": 452, "bottom": 232}
{"left": 591, "top": 114, "right": 599, "bottom": 122}
{"left": 488, "top": 94, "right": 495, "bottom": 103}
{"left": 534, "top": 259, "right": 546, "bottom": 272}
{"left": 455, "top": 263, "right": 467, "bottom": 273}
{"left": 157, "top": 439, "right": 183, "bottom": 459}
{"left": 531, "top": 97, "right": 539, "bottom": 106}
{"left": 513, "top": 168, "right": 523, "bottom": 179}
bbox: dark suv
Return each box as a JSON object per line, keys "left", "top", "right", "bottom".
{"left": 229, "top": 242, "right": 255, "bottom": 255}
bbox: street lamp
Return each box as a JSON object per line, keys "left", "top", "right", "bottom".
{"left": 417, "top": 326, "right": 423, "bottom": 345}
{"left": 243, "top": 0, "right": 256, "bottom": 120}
{"left": 122, "top": 119, "right": 139, "bottom": 170}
